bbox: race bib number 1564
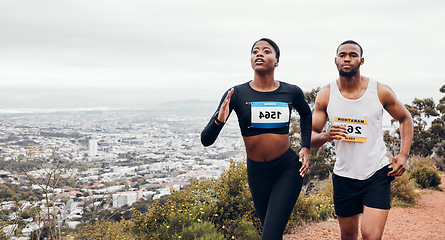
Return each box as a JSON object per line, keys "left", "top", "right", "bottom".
{"left": 251, "top": 102, "right": 289, "bottom": 128}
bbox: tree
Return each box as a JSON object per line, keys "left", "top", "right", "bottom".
{"left": 289, "top": 87, "right": 335, "bottom": 185}
{"left": 400, "top": 85, "right": 445, "bottom": 158}
{"left": 7, "top": 148, "right": 75, "bottom": 240}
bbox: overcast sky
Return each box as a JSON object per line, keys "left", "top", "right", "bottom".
{"left": 1, "top": 0, "right": 444, "bottom": 109}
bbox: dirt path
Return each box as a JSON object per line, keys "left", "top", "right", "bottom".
{"left": 284, "top": 174, "right": 445, "bottom": 240}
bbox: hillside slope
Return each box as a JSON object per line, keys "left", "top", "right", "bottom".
{"left": 285, "top": 174, "right": 445, "bottom": 240}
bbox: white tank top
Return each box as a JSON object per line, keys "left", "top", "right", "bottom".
{"left": 327, "top": 78, "right": 389, "bottom": 180}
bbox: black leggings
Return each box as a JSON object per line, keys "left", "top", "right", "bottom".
{"left": 247, "top": 148, "right": 303, "bottom": 240}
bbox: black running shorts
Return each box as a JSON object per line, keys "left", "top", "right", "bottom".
{"left": 333, "top": 165, "right": 395, "bottom": 218}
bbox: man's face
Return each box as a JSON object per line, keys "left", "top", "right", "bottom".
{"left": 335, "top": 44, "right": 363, "bottom": 77}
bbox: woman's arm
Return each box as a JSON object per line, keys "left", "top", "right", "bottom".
{"left": 293, "top": 85, "right": 312, "bottom": 150}
{"left": 200, "top": 88, "right": 234, "bottom": 146}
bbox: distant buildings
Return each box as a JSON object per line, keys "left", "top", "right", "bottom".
{"left": 89, "top": 139, "right": 98, "bottom": 157}
{"left": 112, "top": 190, "right": 143, "bottom": 208}
{"left": 0, "top": 109, "right": 249, "bottom": 238}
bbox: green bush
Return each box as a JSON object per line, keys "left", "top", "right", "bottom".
{"left": 72, "top": 220, "right": 132, "bottom": 240}
{"left": 123, "top": 159, "right": 260, "bottom": 239}
{"left": 318, "top": 173, "right": 334, "bottom": 198}
{"left": 391, "top": 173, "right": 420, "bottom": 206}
{"left": 212, "top": 159, "right": 259, "bottom": 236}
{"left": 432, "top": 156, "right": 444, "bottom": 171}
{"left": 229, "top": 220, "right": 260, "bottom": 240}
{"left": 287, "top": 192, "right": 335, "bottom": 233}
{"left": 287, "top": 194, "right": 316, "bottom": 230}
{"left": 410, "top": 166, "right": 442, "bottom": 188}
{"left": 179, "top": 221, "right": 224, "bottom": 240}
{"left": 407, "top": 155, "right": 434, "bottom": 173}
{"left": 124, "top": 190, "right": 222, "bottom": 239}
{"left": 84, "top": 159, "right": 336, "bottom": 239}
{"left": 286, "top": 173, "right": 335, "bottom": 232}
{"left": 312, "top": 195, "right": 335, "bottom": 221}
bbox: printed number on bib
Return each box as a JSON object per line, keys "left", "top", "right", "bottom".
{"left": 334, "top": 117, "right": 368, "bottom": 143}
{"left": 251, "top": 102, "right": 289, "bottom": 128}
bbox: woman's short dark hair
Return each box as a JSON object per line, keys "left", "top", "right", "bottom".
{"left": 251, "top": 38, "right": 280, "bottom": 62}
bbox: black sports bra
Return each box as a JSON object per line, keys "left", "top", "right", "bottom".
{"left": 201, "top": 81, "right": 312, "bottom": 149}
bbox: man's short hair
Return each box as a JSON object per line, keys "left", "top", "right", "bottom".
{"left": 337, "top": 40, "right": 363, "bottom": 57}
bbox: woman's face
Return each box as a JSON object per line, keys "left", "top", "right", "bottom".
{"left": 251, "top": 41, "right": 278, "bottom": 72}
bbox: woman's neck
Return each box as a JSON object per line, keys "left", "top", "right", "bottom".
{"left": 251, "top": 71, "right": 278, "bottom": 91}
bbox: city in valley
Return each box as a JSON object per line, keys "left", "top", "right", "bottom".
{"left": 0, "top": 105, "right": 245, "bottom": 238}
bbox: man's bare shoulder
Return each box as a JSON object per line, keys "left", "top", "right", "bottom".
{"left": 376, "top": 81, "right": 398, "bottom": 106}
{"left": 377, "top": 81, "right": 396, "bottom": 94}
{"left": 315, "top": 84, "right": 331, "bottom": 106}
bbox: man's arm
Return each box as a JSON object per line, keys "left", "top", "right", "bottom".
{"left": 378, "top": 83, "right": 414, "bottom": 176}
{"left": 311, "top": 85, "right": 348, "bottom": 148}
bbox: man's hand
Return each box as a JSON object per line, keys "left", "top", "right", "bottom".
{"left": 326, "top": 124, "right": 348, "bottom": 141}
{"left": 388, "top": 154, "right": 407, "bottom": 177}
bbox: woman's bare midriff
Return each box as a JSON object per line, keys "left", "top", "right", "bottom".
{"left": 243, "top": 133, "right": 291, "bottom": 162}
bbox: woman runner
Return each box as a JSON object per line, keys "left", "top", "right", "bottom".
{"left": 201, "top": 38, "right": 312, "bottom": 239}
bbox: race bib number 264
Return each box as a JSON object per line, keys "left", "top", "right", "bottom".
{"left": 334, "top": 117, "right": 368, "bottom": 143}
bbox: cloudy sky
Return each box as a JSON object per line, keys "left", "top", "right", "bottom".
{"left": 1, "top": 0, "right": 444, "bottom": 109}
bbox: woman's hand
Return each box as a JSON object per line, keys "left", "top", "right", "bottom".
{"left": 299, "top": 147, "right": 310, "bottom": 177}
{"left": 216, "top": 88, "right": 234, "bottom": 124}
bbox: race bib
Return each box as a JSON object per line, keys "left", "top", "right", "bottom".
{"left": 251, "top": 102, "right": 290, "bottom": 128}
{"left": 334, "top": 117, "right": 368, "bottom": 143}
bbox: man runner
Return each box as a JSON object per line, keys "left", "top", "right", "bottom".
{"left": 311, "top": 40, "right": 413, "bottom": 240}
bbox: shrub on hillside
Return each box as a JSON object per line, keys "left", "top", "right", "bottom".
{"left": 124, "top": 184, "right": 223, "bottom": 239}
{"left": 287, "top": 191, "right": 335, "bottom": 232}
{"left": 123, "top": 159, "right": 260, "bottom": 239}
{"left": 287, "top": 193, "right": 316, "bottom": 229}
{"left": 407, "top": 155, "right": 434, "bottom": 173}
{"left": 410, "top": 166, "right": 442, "bottom": 188}
{"left": 286, "top": 173, "right": 335, "bottom": 232}
{"left": 312, "top": 195, "right": 335, "bottom": 222}
{"left": 83, "top": 159, "right": 337, "bottom": 239}
{"left": 179, "top": 221, "right": 225, "bottom": 240}
{"left": 391, "top": 173, "right": 420, "bottom": 207}
{"left": 318, "top": 173, "right": 333, "bottom": 198}
{"left": 73, "top": 220, "right": 132, "bottom": 240}
{"left": 432, "top": 156, "right": 444, "bottom": 171}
